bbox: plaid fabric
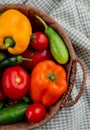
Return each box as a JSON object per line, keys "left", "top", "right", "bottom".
{"left": 0, "top": 0, "right": 90, "bottom": 130}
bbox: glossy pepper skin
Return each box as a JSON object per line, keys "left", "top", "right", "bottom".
{"left": 0, "top": 9, "right": 32, "bottom": 54}
{"left": 0, "top": 55, "right": 32, "bottom": 69}
{"left": 30, "top": 60, "right": 68, "bottom": 106}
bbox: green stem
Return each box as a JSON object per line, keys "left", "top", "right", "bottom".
{"left": 35, "top": 15, "right": 48, "bottom": 29}
{"left": 31, "top": 33, "right": 36, "bottom": 41}
{"left": 17, "top": 55, "right": 32, "bottom": 63}
{"left": 0, "top": 37, "right": 15, "bottom": 50}
{"left": 47, "top": 72, "right": 57, "bottom": 82}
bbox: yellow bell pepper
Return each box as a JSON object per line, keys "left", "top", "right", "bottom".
{"left": 0, "top": 9, "right": 32, "bottom": 55}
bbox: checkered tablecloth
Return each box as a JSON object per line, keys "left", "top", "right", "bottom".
{"left": 0, "top": 0, "right": 90, "bottom": 130}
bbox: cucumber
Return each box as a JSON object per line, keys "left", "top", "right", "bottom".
{"left": 0, "top": 103, "right": 29, "bottom": 124}
{"left": 36, "top": 15, "right": 69, "bottom": 64}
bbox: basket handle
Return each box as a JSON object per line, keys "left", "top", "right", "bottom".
{"left": 61, "top": 58, "right": 87, "bottom": 108}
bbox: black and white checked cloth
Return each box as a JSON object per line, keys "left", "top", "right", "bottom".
{"left": 0, "top": 0, "right": 90, "bottom": 130}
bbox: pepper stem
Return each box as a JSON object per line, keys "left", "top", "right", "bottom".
{"left": 17, "top": 55, "right": 32, "bottom": 63}
{"left": 35, "top": 15, "right": 48, "bottom": 29}
{"left": 0, "top": 37, "right": 15, "bottom": 50}
{"left": 47, "top": 72, "right": 57, "bottom": 82}
{"left": 31, "top": 34, "right": 36, "bottom": 41}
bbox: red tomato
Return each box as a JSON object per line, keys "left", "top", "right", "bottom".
{"left": 2, "top": 65, "right": 29, "bottom": 100}
{"left": 31, "top": 32, "right": 48, "bottom": 51}
{"left": 26, "top": 103, "right": 46, "bottom": 122}
{"left": 21, "top": 48, "right": 52, "bottom": 70}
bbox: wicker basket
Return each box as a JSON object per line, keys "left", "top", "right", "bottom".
{"left": 0, "top": 4, "right": 87, "bottom": 130}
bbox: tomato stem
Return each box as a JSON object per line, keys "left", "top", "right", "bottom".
{"left": 47, "top": 72, "right": 57, "bottom": 82}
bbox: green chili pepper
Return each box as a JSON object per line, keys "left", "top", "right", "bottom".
{"left": 0, "top": 55, "right": 32, "bottom": 69}
{"left": 36, "top": 15, "right": 69, "bottom": 64}
{"left": 0, "top": 52, "right": 6, "bottom": 61}
{"left": 0, "top": 103, "right": 29, "bottom": 124}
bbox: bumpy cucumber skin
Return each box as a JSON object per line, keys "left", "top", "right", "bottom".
{"left": 0, "top": 103, "right": 28, "bottom": 124}
{"left": 45, "top": 26, "right": 69, "bottom": 64}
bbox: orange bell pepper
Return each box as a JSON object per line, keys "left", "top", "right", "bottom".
{"left": 30, "top": 60, "right": 68, "bottom": 106}
{"left": 0, "top": 9, "right": 32, "bottom": 54}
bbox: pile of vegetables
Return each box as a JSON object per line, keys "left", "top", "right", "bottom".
{"left": 0, "top": 9, "right": 69, "bottom": 124}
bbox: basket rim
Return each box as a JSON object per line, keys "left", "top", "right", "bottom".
{"left": 0, "top": 4, "right": 79, "bottom": 130}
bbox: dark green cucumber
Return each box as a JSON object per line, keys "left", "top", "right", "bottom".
{"left": 0, "top": 103, "right": 29, "bottom": 124}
